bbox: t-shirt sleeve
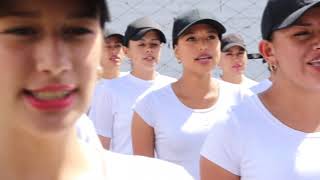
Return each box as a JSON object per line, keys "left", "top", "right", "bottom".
{"left": 200, "top": 111, "right": 242, "bottom": 176}
{"left": 133, "top": 93, "right": 155, "bottom": 127}
{"left": 88, "top": 84, "right": 114, "bottom": 138}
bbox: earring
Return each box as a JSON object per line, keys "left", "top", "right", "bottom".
{"left": 269, "top": 64, "right": 277, "bottom": 72}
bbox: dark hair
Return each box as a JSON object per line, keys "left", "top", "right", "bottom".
{"left": 0, "top": 0, "right": 110, "bottom": 28}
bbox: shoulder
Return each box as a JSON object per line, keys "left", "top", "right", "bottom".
{"left": 156, "top": 74, "right": 177, "bottom": 83}
{"left": 105, "top": 151, "right": 194, "bottom": 180}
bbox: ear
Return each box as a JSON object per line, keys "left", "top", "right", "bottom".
{"left": 174, "top": 45, "right": 182, "bottom": 64}
{"left": 259, "top": 40, "right": 277, "bottom": 65}
{"left": 123, "top": 46, "right": 131, "bottom": 60}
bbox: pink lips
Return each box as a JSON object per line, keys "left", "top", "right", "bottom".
{"left": 195, "top": 54, "right": 212, "bottom": 64}
{"left": 24, "top": 84, "right": 76, "bottom": 111}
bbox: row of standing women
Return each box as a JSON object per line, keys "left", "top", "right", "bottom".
{"left": 89, "top": 0, "right": 320, "bottom": 179}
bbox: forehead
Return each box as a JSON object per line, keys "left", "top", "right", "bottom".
{"left": 0, "top": 0, "right": 99, "bottom": 19}
{"left": 295, "top": 6, "right": 320, "bottom": 24}
{"left": 224, "top": 46, "right": 245, "bottom": 53}
{"left": 105, "top": 36, "right": 123, "bottom": 43}
{"left": 183, "top": 23, "right": 218, "bottom": 35}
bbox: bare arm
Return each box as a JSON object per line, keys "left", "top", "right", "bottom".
{"left": 200, "top": 156, "right": 240, "bottom": 180}
{"left": 131, "top": 112, "right": 155, "bottom": 157}
{"left": 98, "top": 135, "right": 111, "bottom": 150}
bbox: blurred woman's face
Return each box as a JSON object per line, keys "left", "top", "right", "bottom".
{"left": 0, "top": 0, "right": 104, "bottom": 136}
{"left": 125, "top": 30, "right": 162, "bottom": 72}
{"left": 220, "top": 46, "right": 248, "bottom": 75}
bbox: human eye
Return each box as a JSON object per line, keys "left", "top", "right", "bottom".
{"left": 186, "top": 36, "right": 196, "bottom": 42}
{"left": 138, "top": 43, "right": 145, "bottom": 47}
{"left": 151, "top": 42, "right": 160, "bottom": 48}
{"left": 2, "top": 26, "right": 38, "bottom": 36}
{"left": 115, "top": 44, "right": 122, "bottom": 48}
{"left": 293, "top": 31, "right": 310, "bottom": 37}
{"left": 208, "top": 34, "right": 217, "bottom": 40}
{"left": 63, "top": 26, "right": 93, "bottom": 37}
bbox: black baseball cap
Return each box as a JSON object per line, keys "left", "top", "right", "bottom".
{"left": 172, "top": 8, "right": 226, "bottom": 48}
{"left": 123, "top": 16, "right": 167, "bottom": 47}
{"left": 221, "top": 33, "right": 246, "bottom": 52}
{"left": 103, "top": 28, "right": 124, "bottom": 43}
{"left": 261, "top": 0, "right": 320, "bottom": 40}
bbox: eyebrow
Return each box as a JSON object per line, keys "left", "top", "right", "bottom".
{"left": 182, "top": 29, "right": 218, "bottom": 36}
{"left": 139, "top": 38, "right": 161, "bottom": 42}
{"left": 0, "top": 10, "right": 98, "bottom": 19}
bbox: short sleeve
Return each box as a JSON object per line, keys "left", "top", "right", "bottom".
{"left": 88, "top": 83, "right": 114, "bottom": 138}
{"left": 133, "top": 93, "right": 155, "bottom": 127}
{"left": 200, "top": 111, "right": 243, "bottom": 176}
{"left": 76, "top": 114, "right": 102, "bottom": 148}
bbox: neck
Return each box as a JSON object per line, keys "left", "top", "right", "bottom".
{"left": 261, "top": 78, "right": 320, "bottom": 133}
{"left": 177, "top": 71, "right": 217, "bottom": 97}
{"left": 0, "top": 126, "right": 87, "bottom": 180}
{"left": 102, "top": 67, "right": 120, "bottom": 79}
{"left": 131, "top": 68, "right": 156, "bottom": 81}
{"left": 220, "top": 72, "right": 243, "bottom": 84}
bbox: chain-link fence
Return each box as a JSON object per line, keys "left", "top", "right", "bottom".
{"left": 106, "top": 0, "right": 269, "bottom": 81}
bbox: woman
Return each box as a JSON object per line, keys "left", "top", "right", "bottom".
{"left": 0, "top": 0, "right": 193, "bottom": 179}
{"left": 99, "top": 28, "right": 126, "bottom": 80}
{"left": 218, "top": 33, "right": 257, "bottom": 88}
{"left": 88, "top": 16, "right": 175, "bottom": 153}
{"left": 131, "top": 9, "right": 249, "bottom": 180}
{"left": 200, "top": 0, "right": 320, "bottom": 179}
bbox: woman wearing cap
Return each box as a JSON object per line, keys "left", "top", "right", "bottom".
{"left": 218, "top": 33, "right": 257, "bottom": 88}
{"left": 200, "top": 0, "right": 320, "bottom": 179}
{"left": 88, "top": 28, "right": 126, "bottom": 120}
{"left": 98, "top": 28, "right": 126, "bottom": 80}
{"left": 131, "top": 9, "right": 249, "bottom": 180}
{"left": 89, "top": 16, "right": 175, "bottom": 153}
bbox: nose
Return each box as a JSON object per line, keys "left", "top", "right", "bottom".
{"left": 198, "top": 38, "right": 209, "bottom": 51}
{"left": 35, "top": 37, "right": 71, "bottom": 76}
{"left": 145, "top": 44, "right": 153, "bottom": 54}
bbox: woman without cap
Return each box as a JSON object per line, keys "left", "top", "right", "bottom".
{"left": 0, "top": 0, "right": 194, "bottom": 179}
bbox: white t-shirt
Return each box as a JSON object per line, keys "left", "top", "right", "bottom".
{"left": 88, "top": 71, "right": 129, "bottom": 113}
{"left": 76, "top": 114, "right": 102, "bottom": 148}
{"left": 88, "top": 73, "right": 176, "bottom": 154}
{"left": 250, "top": 78, "right": 272, "bottom": 94}
{"left": 104, "top": 151, "right": 194, "bottom": 180}
{"left": 201, "top": 95, "right": 320, "bottom": 180}
{"left": 133, "top": 79, "right": 250, "bottom": 180}
{"left": 219, "top": 76, "right": 258, "bottom": 89}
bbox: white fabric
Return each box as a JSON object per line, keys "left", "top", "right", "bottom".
{"left": 89, "top": 73, "right": 176, "bottom": 154}
{"left": 219, "top": 76, "right": 258, "bottom": 89}
{"left": 201, "top": 95, "right": 320, "bottom": 180}
{"left": 242, "top": 76, "right": 258, "bottom": 88}
{"left": 104, "top": 151, "right": 194, "bottom": 180}
{"left": 88, "top": 71, "right": 129, "bottom": 113}
{"left": 133, "top": 79, "right": 250, "bottom": 180}
{"left": 76, "top": 114, "right": 102, "bottom": 148}
{"left": 250, "top": 78, "right": 272, "bottom": 94}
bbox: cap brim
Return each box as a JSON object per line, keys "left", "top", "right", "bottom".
{"left": 222, "top": 43, "right": 246, "bottom": 52}
{"left": 277, "top": 1, "right": 320, "bottom": 30}
{"left": 130, "top": 28, "right": 167, "bottom": 43}
{"left": 177, "top": 19, "right": 226, "bottom": 38}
